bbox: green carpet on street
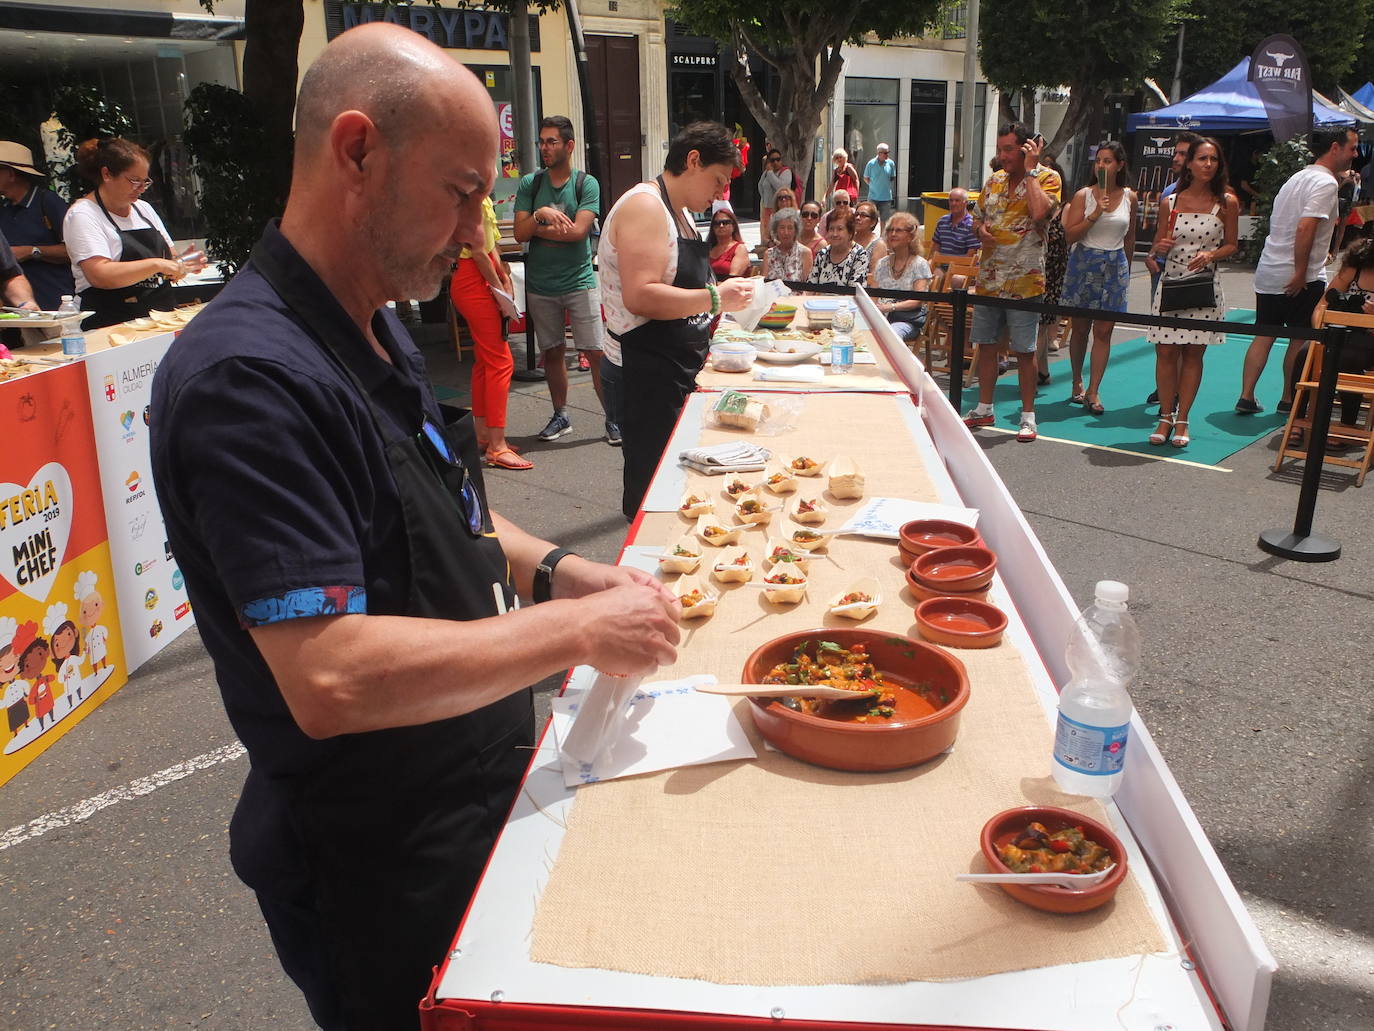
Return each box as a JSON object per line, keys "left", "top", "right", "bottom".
{"left": 980, "top": 309, "right": 1290, "bottom": 464}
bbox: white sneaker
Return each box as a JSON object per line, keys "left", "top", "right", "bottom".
{"left": 1016, "top": 415, "right": 1037, "bottom": 442}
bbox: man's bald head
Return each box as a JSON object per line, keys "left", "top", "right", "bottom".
{"left": 294, "top": 23, "right": 497, "bottom": 163}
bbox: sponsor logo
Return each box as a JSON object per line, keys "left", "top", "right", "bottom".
{"left": 144, "top": 588, "right": 158, "bottom": 610}
{"left": 149, "top": 620, "right": 163, "bottom": 638}
{"left": 125, "top": 470, "right": 147, "bottom": 505}
{"left": 171, "top": 569, "right": 184, "bottom": 591}
{"left": 118, "top": 358, "right": 161, "bottom": 397}
{"left": 134, "top": 556, "right": 159, "bottom": 576}
{"left": 120, "top": 411, "right": 135, "bottom": 431}
{"left": 129, "top": 512, "right": 149, "bottom": 540}
{"left": 103, "top": 375, "right": 116, "bottom": 401}
{"left": 142, "top": 405, "right": 151, "bottom": 427}
{"left": 174, "top": 601, "right": 192, "bottom": 620}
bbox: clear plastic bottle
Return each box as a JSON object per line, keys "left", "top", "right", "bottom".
{"left": 1052, "top": 580, "right": 1140, "bottom": 797}
{"left": 830, "top": 300, "right": 855, "bottom": 373}
{"left": 56, "top": 295, "right": 85, "bottom": 357}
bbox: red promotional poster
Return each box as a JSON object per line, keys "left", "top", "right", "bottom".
{"left": 0, "top": 364, "right": 126, "bottom": 788}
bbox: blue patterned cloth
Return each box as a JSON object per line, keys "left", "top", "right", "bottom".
{"left": 1061, "top": 245, "right": 1129, "bottom": 313}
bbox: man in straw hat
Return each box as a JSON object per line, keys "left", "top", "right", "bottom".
{"left": 0, "top": 141, "right": 73, "bottom": 310}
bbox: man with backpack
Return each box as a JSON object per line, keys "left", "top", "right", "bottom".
{"left": 514, "top": 116, "right": 614, "bottom": 444}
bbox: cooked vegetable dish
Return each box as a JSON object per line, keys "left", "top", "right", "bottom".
{"left": 997, "top": 822, "right": 1114, "bottom": 875}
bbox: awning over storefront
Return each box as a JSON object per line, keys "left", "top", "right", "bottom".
{"left": 0, "top": 1, "right": 243, "bottom": 40}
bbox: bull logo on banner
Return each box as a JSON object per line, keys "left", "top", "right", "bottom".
{"left": 1250, "top": 34, "right": 1312, "bottom": 144}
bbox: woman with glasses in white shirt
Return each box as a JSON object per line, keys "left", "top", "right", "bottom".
{"left": 63, "top": 137, "right": 205, "bottom": 327}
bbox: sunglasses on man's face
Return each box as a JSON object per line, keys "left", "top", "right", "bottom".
{"left": 801, "top": 211, "right": 821, "bottom": 218}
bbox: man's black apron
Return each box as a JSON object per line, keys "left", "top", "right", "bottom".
{"left": 616, "top": 176, "right": 713, "bottom": 519}
{"left": 250, "top": 243, "right": 535, "bottom": 1030}
{"left": 79, "top": 191, "right": 175, "bottom": 328}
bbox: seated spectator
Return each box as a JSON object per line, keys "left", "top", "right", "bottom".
{"left": 799, "top": 200, "right": 824, "bottom": 255}
{"left": 853, "top": 200, "right": 888, "bottom": 265}
{"left": 708, "top": 207, "right": 751, "bottom": 279}
{"left": 762, "top": 209, "right": 812, "bottom": 283}
{"left": 929, "top": 187, "right": 980, "bottom": 265}
{"left": 807, "top": 208, "right": 869, "bottom": 288}
{"left": 869, "top": 211, "right": 930, "bottom": 340}
{"left": 818, "top": 189, "right": 854, "bottom": 239}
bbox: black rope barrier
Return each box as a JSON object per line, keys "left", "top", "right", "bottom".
{"left": 775, "top": 277, "right": 1346, "bottom": 563}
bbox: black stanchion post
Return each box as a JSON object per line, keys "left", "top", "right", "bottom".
{"left": 949, "top": 286, "right": 969, "bottom": 413}
{"left": 512, "top": 310, "right": 544, "bottom": 382}
{"left": 1258, "top": 326, "right": 1346, "bottom": 562}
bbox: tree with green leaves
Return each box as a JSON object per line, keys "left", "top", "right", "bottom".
{"left": 667, "top": 1, "right": 945, "bottom": 194}
{"left": 979, "top": 0, "right": 1181, "bottom": 160}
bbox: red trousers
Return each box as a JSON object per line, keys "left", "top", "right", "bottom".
{"left": 449, "top": 256, "right": 513, "bottom": 430}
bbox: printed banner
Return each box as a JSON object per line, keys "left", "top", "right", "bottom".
{"left": 1250, "top": 35, "right": 1312, "bottom": 144}
{"left": 1132, "top": 129, "right": 1186, "bottom": 238}
{"left": 83, "top": 333, "right": 194, "bottom": 672}
{"left": 0, "top": 362, "right": 126, "bottom": 786}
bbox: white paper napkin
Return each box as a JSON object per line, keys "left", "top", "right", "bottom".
{"left": 839, "top": 497, "right": 980, "bottom": 539}
{"left": 551, "top": 674, "right": 757, "bottom": 786}
{"left": 753, "top": 365, "right": 825, "bottom": 383}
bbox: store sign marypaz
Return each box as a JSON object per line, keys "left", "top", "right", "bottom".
{"left": 83, "top": 335, "right": 195, "bottom": 675}
{"left": 1, "top": 363, "right": 127, "bottom": 788}
{"left": 324, "top": 1, "right": 541, "bottom": 51}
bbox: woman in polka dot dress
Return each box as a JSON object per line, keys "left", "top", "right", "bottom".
{"left": 1148, "top": 137, "right": 1239, "bottom": 447}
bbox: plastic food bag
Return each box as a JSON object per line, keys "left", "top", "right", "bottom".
{"left": 705, "top": 390, "right": 803, "bottom": 435}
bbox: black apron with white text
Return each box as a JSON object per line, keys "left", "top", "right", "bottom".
{"left": 617, "top": 176, "right": 713, "bottom": 518}
{"left": 79, "top": 191, "right": 175, "bottom": 329}
{"left": 249, "top": 240, "right": 535, "bottom": 1030}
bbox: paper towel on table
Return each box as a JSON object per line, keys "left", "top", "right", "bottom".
{"left": 551, "top": 674, "right": 756, "bottom": 786}
{"left": 753, "top": 365, "right": 824, "bottom": 383}
{"left": 839, "top": 497, "right": 980, "bottom": 539}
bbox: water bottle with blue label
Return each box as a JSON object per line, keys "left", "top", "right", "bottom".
{"left": 830, "top": 299, "right": 855, "bottom": 374}
{"left": 1052, "top": 581, "right": 1140, "bottom": 797}
{"left": 57, "top": 295, "right": 85, "bottom": 358}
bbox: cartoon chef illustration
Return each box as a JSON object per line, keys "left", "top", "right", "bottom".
{"left": 19, "top": 629, "right": 53, "bottom": 732}
{"left": 45, "top": 602, "right": 83, "bottom": 711}
{"left": 0, "top": 617, "right": 28, "bottom": 740}
{"left": 75, "top": 571, "right": 111, "bottom": 673}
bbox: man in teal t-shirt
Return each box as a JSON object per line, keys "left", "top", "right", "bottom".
{"left": 514, "top": 116, "right": 613, "bottom": 445}
{"left": 863, "top": 143, "right": 896, "bottom": 221}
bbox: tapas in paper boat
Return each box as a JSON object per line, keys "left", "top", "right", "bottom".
{"left": 786, "top": 524, "right": 828, "bottom": 551}
{"left": 828, "top": 578, "right": 881, "bottom": 620}
{"left": 761, "top": 567, "right": 808, "bottom": 604}
{"left": 734, "top": 491, "right": 776, "bottom": 526}
{"left": 679, "top": 491, "right": 714, "bottom": 518}
{"left": 788, "top": 495, "right": 828, "bottom": 525}
{"left": 659, "top": 535, "right": 703, "bottom": 575}
{"left": 765, "top": 537, "right": 811, "bottom": 572}
{"left": 674, "top": 576, "right": 719, "bottom": 619}
{"left": 695, "top": 514, "right": 742, "bottom": 547}
{"left": 827, "top": 456, "right": 865, "bottom": 500}
{"left": 762, "top": 465, "right": 798, "bottom": 494}
{"left": 722, "top": 476, "right": 757, "bottom": 500}
{"left": 782, "top": 455, "right": 824, "bottom": 477}
{"left": 711, "top": 546, "right": 755, "bottom": 583}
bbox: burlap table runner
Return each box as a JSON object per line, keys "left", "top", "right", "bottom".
{"left": 532, "top": 393, "right": 1167, "bottom": 984}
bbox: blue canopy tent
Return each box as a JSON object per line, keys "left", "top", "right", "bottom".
{"left": 1354, "top": 82, "right": 1374, "bottom": 110}
{"left": 1127, "top": 57, "right": 1354, "bottom": 133}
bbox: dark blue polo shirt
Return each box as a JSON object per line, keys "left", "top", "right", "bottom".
{"left": 150, "top": 222, "right": 444, "bottom": 796}
{"left": 0, "top": 185, "right": 73, "bottom": 309}
{"left": 0, "top": 230, "right": 19, "bottom": 284}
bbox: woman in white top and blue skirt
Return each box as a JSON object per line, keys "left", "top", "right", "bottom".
{"left": 1060, "top": 141, "right": 1136, "bottom": 414}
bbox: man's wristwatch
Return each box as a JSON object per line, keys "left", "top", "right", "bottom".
{"left": 533, "top": 547, "right": 576, "bottom": 603}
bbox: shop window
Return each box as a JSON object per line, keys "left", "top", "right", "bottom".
{"left": 952, "top": 82, "right": 988, "bottom": 190}
{"left": 842, "top": 77, "right": 898, "bottom": 201}
{"left": 469, "top": 64, "right": 544, "bottom": 216}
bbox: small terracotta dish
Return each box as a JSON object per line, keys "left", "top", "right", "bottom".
{"left": 904, "top": 568, "right": 991, "bottom": 605}
{"left": 898, "top": 519, "right": 983, "bottom": 565}
{"left": 911, "top": 545, "right": 997, "bottom": 593}
{"left": 741, "top": 629, "right": 970, "bottom": 772}
{"left": 915, "top": 597, "right": 1007, "bottom": 648}
{"left": 979, "top": 806, "right": 1128, "bottom": 914}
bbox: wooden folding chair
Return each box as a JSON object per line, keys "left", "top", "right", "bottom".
{"left": 1273, "top": 309, "right": 1374, "bottom": 486}
{"left": 920, "top": 253, "right": 978, "bottom": 376}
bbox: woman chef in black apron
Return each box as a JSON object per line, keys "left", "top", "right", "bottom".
{"left": 600, "top": 122, "right": 756, "bottom": 518}
{"left": 64, "top": 137, "right": 205, "bottom": 329}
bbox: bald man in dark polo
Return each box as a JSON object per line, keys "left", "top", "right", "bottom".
{"left": 150, "top": 24, "right": 680, "bottom": 1030}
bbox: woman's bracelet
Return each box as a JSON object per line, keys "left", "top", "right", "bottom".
{"left": 706, "top": 282, "right": 720, "bottom": 316}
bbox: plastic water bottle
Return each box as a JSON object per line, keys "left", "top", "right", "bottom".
{"left": 1052, "top": 580, "right": 1140, "bottom": 797}
{"left": 57, "top": 295, "right": 85, "bottom": 357}
{"left": 830, "top": 300, "right": 855, "bottom": 373}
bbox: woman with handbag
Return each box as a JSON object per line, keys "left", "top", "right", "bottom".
{"left": 1147, "top": 137, "right": 1239, "bottom": 447}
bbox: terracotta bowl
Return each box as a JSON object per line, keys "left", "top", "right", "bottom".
{"left": 899, "top": 519, "right": 983, "bottom": 563}
{"left": 904, "top": 567, "right": 991, "bottom": 605}
{"left": 911, "top": 545, "right": 997, "bottom": 593}
{"left": 979, "top": 806, "right": 1128, "bottom": 915}
{"left": 741, "top": 628, "right": 969, "bottom": 772}
{"left": 915, "top": 597, "right": 1008, "bottom": 649}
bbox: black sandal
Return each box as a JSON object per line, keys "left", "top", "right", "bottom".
{"left": 1038, "top": 371, "right": 1051, "bottom": 385}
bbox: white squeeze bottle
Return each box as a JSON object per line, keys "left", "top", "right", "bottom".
{"left": 57, "top": 295, "right": 85, "bottom": 357}
{"left": 1052, "top": 580, "right": 1140, "bottom": 797}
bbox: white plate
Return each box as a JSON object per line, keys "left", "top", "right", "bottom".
{"left": 752, "top": 342, "right": 821, "bottom": 364}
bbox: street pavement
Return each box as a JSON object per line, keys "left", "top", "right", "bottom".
{"left": 0, "top": 257, "right": 1370, "bottom": 1031}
